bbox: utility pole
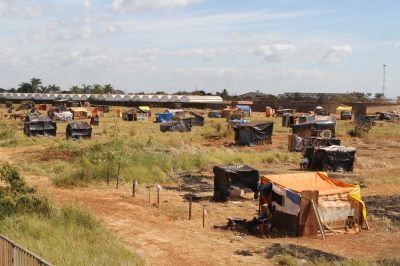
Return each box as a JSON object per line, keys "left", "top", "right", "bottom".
{"left": 382, "top": 64, "right": 387, "bottom": 98}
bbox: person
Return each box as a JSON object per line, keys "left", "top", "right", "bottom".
{"left": 247, "top": 203, "right": 272, "bottom": 234}
{"left": 300, "top": 156, "right": 308, "bottom": 170}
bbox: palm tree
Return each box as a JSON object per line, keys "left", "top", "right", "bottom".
{"left": 48, "top": 84, "right": 61, "bottom": 92}
{"left": 37, "top": 86, "right": 50, "bottom": 93}
{"left": 69, "top": 86, "right": 82, "bottom": 93}
{"left": 30, "top": 78, "right": 42, "bottom": 93}
{"left": 91, "top": 84, "right": 104, "bottom": 94}
{"left": 82, "top": 84, "right": 92, "bottom": 94}
{"left": 103, "top": 84, "right": 115, "bottom": 94}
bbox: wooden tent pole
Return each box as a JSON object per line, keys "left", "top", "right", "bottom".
{"left": 311, "top": 199, "right": 326, "bottom": 240}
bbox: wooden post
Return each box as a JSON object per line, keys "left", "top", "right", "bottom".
{"left": 157, "top": 189, "right": 160, "bottom": 206}
{"left": 189, "top": 197, "right": 192, "bottom": 220}
{"left": 106, "top": 168, "right": 109, "bottom": 185}
{"left": 203, "top": 207, "right": 205, "bottom": 228}
{"left": 116, "top": 162, "right": 121, "bottom": 189}
{"left": 132, "top": 181, "right": 136, "bottom": 197}
{"left": 148, "top": 187, "right": 151, "bottom": 203}
{"left": 311, "top": 199, "right": 326, "bottom": 240}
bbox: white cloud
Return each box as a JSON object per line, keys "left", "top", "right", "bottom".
{"left": 247, "top": 41, "right": 299, "bottom": 63}
{"left": 169, "top": 47, "right": 234, "bottom": 61}
{"left": 74, "top": 26, "right": 93, "bottom": 39}
{"left": 0, "top": 1, "right": 6, "bottom": 16}
{"left": 84, "top": 0, "right": 91, "bottom": 8}
{"left": 98, "top": 25, "right": 122, "bottom": 37}
{"left": 394, "top": 43, "right": 400, "bottom": 50}
{"left": 26, "top": 28, "right": 48, "bottom": 42}
{"left": 319, "top": 45, "right": 352, "bottom": 63}
{"left": 225, "top": 31, "right": 251, "bottom": 40}
{"left": 111, "top": 0, "right": 203, "bottom": 13}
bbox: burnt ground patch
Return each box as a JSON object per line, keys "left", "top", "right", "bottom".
{"left": 363, "top": 195, "right": 400, "bottom": 225}
{"left": 235, "top": 243, "right": 345, "bottom": 263}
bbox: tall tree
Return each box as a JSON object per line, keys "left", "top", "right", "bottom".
{"left": 37, "top": 86, "right": 50, "bottom": 93}
{"left": 30, "top": 78, "right": 42, "bottom": 93}
{"left": 82, "top": 84, "right": 92, "bottom": 94}
{"left": 374, "top": 93, "right": 385, "bottom": 103}
{"left": 69, "top": 86, "right": 82, "bottom": 93}
{"left": 91, "top": 84, "right": 104, "bottom": 94}
{"left": 17, "top": 82, "right": 33, "bottom": 93}
{"left": 103, "top": 84, "right": 115, "bottom": 94}
{"left": 48, "top": 84, "right": 61, "bottom": 92}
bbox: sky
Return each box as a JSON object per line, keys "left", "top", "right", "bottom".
{"left": 0, "top": 0, "right": 399, "bottom": 99}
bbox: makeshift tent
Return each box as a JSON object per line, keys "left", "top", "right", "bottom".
{"left": 305, "top": 145, "right": 356, "bottom": 172}
{"left": 336, "top": 105, "right": 352, "bottom": 116}
{"left": 66, "top": 122, "right": 92, "bottom": 140}
{"left": 260, "top": 172, "right": 366, "bottom": 237}
{"left": 54, "top": 111, "right": 73, "bottom": 121}
{"left": 354, "top": 114, "right": 376, "bottom": 126}
{"left": 69, "top": 107, "right": 90, "bottom": 120}
{"left": 235, "top": 105, "right": 251, "bottom": 116}
{"left": 289, "top": 135, "right": 341, "bottom": 152}
{"left": 156, "top": 113, "right": 173, "bottom": 123}
{"left": 160, "top": 121, "right": 191, "bottom": 132}
{"left": 24, "top": 115, "right": 57, "bottom": 137}
{"left": 233, "top": 121, "right": 273, "bottom": 146}
{"left": 213, "top": 165, "right": 260, "bottom": 202}
{"left": 291, "top": 120, "right": 335, "bottom": 138}
{"left": 122, "top": 108, "right": 148, "bottom": 121}
{"left": 91, "top": 107, "right": 103, "bottom": 118}
{"left": 181, "top": 112, "right": 204, "bottom": 126}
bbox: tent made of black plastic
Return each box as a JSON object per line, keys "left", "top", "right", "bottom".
{"left": 23, "top": 115, "right": 57, "bottom": 137}
{"left": 66, "top": 122, "right": 92, "bottom": 140}
{"left": 306, "top": 145, "right": 356, "bottom": 172}
{"left": 233, "top": 121, "right": 273, "bottom": 146}
{"left": 213, "top": 165, "right": 260, "bottom": 202}
{"left": 181, "top": 112, "right": 204, "bottom": 126}
{"left": 160, "top": 121, "right": 192, "bottom": 132}
{"left": 292, "top": 120, "right": 335, "bottom": 134}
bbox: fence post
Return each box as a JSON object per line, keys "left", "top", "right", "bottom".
{"left": 189, "top": 197, "right": 192, "bottom": 220}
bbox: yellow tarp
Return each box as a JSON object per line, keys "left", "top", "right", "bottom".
{"left": 336, "top": 105, "right": 352, "bottom": 116}
{"left": 139, "top": 106, "right": 150, "bottom": 111}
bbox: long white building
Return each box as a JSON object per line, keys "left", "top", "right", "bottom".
{"left": 0, "top": 93, "right": 223, "bottom": 103}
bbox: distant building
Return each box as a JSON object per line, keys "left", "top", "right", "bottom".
{"left": 277, "top": 92, "right": 347, "bottom": 98}
{"left": 114, "top": 89, "right": 125, "bottom": 94}
{"left": 239, "top": 91, "right": 270, "bottom": 99}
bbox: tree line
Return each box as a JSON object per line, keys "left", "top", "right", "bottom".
{"left": 0, "top": 78, "right": 115, "bottom": 95}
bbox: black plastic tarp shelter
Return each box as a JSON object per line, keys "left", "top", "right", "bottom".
{"left": 291, "top": 120, "right": 335, "bottom": 135}
{"left": 24, "top": 115, "right": 57, "bottom": 137}
{"left": 213, "top": 165, "right": 260, "bottom": 202}
{"left": 182, "top": 113, "right": 204, "bottom": 126}
{"left": 160, "top": 121, "right": 191, "bottom": 132}
{"left": 66, "top": 122, "right": 92, "bottom": 140}
{"left": 233, "top": 121, "right": 273, "bottom": 146}
{"left": 306, "top": 145, "right": 356, "bottom": 172}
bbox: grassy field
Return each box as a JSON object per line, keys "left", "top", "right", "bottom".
{"left": 1, "top": 105, "right": 400, "bottom": 265}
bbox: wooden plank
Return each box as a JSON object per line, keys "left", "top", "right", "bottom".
{"left": 311, "top": 199, "right": 326, "bottom": 240}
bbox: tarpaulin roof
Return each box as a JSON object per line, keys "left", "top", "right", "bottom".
{"left": 66, "top": 122, "right": 92, "bottom": 140}
{"left": 69, "top": 107, "right": 88, "bottom": 112}
{"left": 261, "top": 172, "right": 355, "bottom": 196}
{"left": 213, "top": 165, "right": 259, "bottom": 202}
{"left": 235, "top": 105, "right": 251, "bottom": 111}
{"left": 160, "top": 121, "right": 191, "bottom": 132}
{"left": 291, "top": 120, "right": 334, "bottom": 134}
{"left": 305, "top": 145, "right": 356, "bottom": 172}
{"left": 25, "top": 115, "right": 53, "bottom": 122}
{"left": 233, "top": 121, "right": 273, "bottom": 144}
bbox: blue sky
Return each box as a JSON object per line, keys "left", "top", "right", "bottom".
{"left": 0, "top": 0, "right": 399, "bottom": 98}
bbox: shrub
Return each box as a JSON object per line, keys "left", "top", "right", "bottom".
{"left": 348, "top": 122, "right": 372, "bottom": 138}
